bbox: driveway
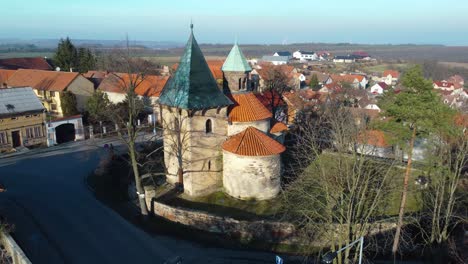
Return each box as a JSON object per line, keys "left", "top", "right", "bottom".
{"left": 0, "top": 142, "right": 278, "bottom": 263}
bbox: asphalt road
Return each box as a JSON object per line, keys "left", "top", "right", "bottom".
{"left": 0, "top": 140, "right": 277, "bottom": 264}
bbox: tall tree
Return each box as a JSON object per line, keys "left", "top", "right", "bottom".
{"left": 260, "top": 65, "right": 291, "bottom": 121}
{"left": 54, "top": 37, "right": 78, "bottom": 72}
{"left": 377, "top": 65, "right": 455, "bottom": 256}
{"left": 77, "top": 47, "right": 97, "bottom": 73}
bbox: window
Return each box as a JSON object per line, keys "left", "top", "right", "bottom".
{"left": 50, "top": 91, "right": 55, "bottom": 97}
{"left": 34, "top": 126, "right": 42, "bottom": 137}
{"left": 238, "top": 78, "right": 242, "bottom": 89}
{"left": 205, "top": 119, "right": 212, "bottom": 134}
{"left": 0, "top": 132, "right": 7, "bottom": 144}
{"left": 51, "top": 104, "right": 57, "bottom": 111}
{"left": 208, "top": 160, "right": 211, "bottom": 171}
{"left": 26, "top": 127, "right": 33, "bottom": 138}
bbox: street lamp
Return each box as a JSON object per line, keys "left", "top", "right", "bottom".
{"left": 322, "top": 237, "right": 364, "bottom": 264}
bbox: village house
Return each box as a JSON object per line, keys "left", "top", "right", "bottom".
{"left": 356, "top": 130, "right": 393, "bottom": 158}
{"left": 370, "top": 82, "right": 389, "bottom": 94}
{"left": 0, "top": 87, "right": 46, "bottom": 151}
{"left": 292, "top": 50, "right": 318, "bottom": 61}
{"left": 333, "top": 55, "right": 356, "bottom": 63}
{"left": 261, "top": 55, "right": 289, "bottom": 65}
{"left": 158, "top": 27, "right": 286, "bottom": 200}
{"left": 433, "top": 80, "right": 455, "bottom": 91}
{"left": 330, "top": 74, "right": 368, "bottom": 89}
{"left": 6, "top": 69, "right": 94, "bottom": 116}
{"left": 273, "top": 51, "right": 292, "bottom": 59}
{"left": 0, "top": 70, "right": 16, "bottom": 87}
{"left": 382, "top": 70, "right": 400, "bottom": 85}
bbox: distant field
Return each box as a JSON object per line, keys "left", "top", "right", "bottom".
{"left": 0, "top": 52, "right": 54, "bottom": 59}
{"left": 363, "top": 63, "right": 412, "bottom": 73}
{"left": 439, "top": 61, "right": 468, "bottom": 69}
{"left": 142, "top": 55, "right": 226, "bottom": 66}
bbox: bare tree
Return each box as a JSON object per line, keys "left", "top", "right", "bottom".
{"left": 100, "top": 41, "right": 157, "bottom": 217}
{"left": 283, "top": 105, "right": 397, "bottom": 263}
{"left": 258, "top": 65, "right": 292, "bottom": 121}
{"left": 419, "top": 117, "right": 468, "bottom": 248}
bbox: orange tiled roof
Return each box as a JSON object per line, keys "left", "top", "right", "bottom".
{"left": 222, "top": 126, "right": 286, "bottom": 156}
{"left": 7, "top": 69, "right": 80, "bottom": 91}
{"left": 358, "top": 130, "right": 389, "bottom": 148}
{"left": 228, "top": 92, "right": 272, "bottom": 122}
{"left": 98, "top": 73, "right": 169, "bottom": 97}
{"left": 331, "top": 74, "right": 365, "bottom": 83}
{"left": 270, "top": 121, "right": 288, "bottom": 134}
{"left": 172, "top": 60, "right": 225, "bottom": 80}
{"left": 0, "top": 69, "right": 16, "bottom": 85}
{"left": 383, "top": 70, "right": 400, "bottom": 78}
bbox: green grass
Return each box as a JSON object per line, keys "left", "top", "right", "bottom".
{"left": 363, "top": 63, "right": 412, "bottom": 73}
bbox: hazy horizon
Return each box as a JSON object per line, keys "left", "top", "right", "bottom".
{"left": 1, "top": 0, "right": 467, "bottom": 46}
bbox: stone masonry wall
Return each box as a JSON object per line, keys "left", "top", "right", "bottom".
{"left": 144, "top": 187, "right": 397, "bottom": 247}
{"left": 223, "top": 151, "right": 281, "bottom": 200}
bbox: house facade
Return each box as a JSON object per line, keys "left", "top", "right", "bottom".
{"left": 293, "top": 50, "right": 318, "bottom": 61}
{"left": 0, "top": 87, "right": 46, "bottom": 150}
{"left": 6, "top": 69, "right": 94, "bottom": 116}
{"left": 261, "top": 56, "right": 289, "bottom": 65}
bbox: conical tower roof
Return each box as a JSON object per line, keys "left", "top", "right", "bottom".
{"left": 222, "top": 127, "right": 285, "bottom": 156}
{"left": 222, "top": 42, "right": 252, "bottom": 72}
{"left": 159, "top": 25, "right": 232, "bottom": 110}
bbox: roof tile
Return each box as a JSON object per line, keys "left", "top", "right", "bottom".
{"left": 222, "top": 126, "right": 286, "bottom": 156}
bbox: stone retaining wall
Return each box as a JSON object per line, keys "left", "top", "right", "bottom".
{"left": 145, "top": 187, "right": 397, "bottom": 246}
{"left": 1, "top": 231, "right": 31, "bottom": 264}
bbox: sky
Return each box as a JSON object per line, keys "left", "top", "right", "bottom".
{"left": 1, "top": 0, "right": 468, "bottom": 45}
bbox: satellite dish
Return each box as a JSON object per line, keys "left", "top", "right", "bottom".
{"left": 55, "top": 67, "right": 61, "bottom": 72}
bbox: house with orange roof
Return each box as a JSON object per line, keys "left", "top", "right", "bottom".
{"left": 330, "top": 74, "right": 368, "bottom": 89}
{"left": 0, "top": 57, "right": 52, "bottom": 71}
{"left": 382, "top": 70, "right": 400, "bottom": 85}
{"left": 158, "top": 27, "right": 286, "bottom": 199}
{"left": 97, "top": 73, "right": 168, "bottom": 105}
{"left": 6, "top": 69, "right": 94, "bottom": 116}
{"left": 356, "top": 130, "right": 394, "bottom": 158}
{"left": 0, "top": 69, "right": 16, "bottom": 87}
{"left": 433, "top": 80, "right": 455, "bottom": 91}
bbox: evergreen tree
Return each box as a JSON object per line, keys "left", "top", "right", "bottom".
{"left": 60, "top": 91, "right": 79, "bottom": 116}
{"left": 85, "top": 90, "right": 110, "bottom": 123}
{"left": 54, "top": 37, "right": 78, "bottom": 72}
{"left": 77, "top": 47, "right": 96, "bottom": 73}
{"left": 377, "top": 65, "right": 455, "bottom": 256}
{"left": 309, "top": 74, "right": 320, "bottom": 90}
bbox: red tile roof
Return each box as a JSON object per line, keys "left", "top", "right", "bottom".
{"left": 254, "top": 90, "right": 286, "bottom": 111}
{"left": 331, "top": 74, "right": 365, "bottom": 83}
{"left": 270, "top": 121, "right": 288, "bottom": 134}
{"left": 7, "top": 69, "right": 80, "bottom": 91}
{"left": 358, "top": 130, "right": 389, "bottom": 148}
{"left": 228, "top": 92, "right": 272, "bottom": 122}
{"left": 434, "top": 81, "right": 454, "bottom": 88}
{"left": 0, "top": 69, "right": 16, "bottom": 85}
{"left": 383, "top": 70, "right": 400, "bottom": 78}
{"left": 98, "top": 73, "right": 169, "bottom": 97}
{"left": 0, "top": 57, "right": 52, "bottom": 70}
{"left": 172, "top": 60, "right": 225, "bottom": 81}
{"left": 222, "top": 126, "right": 286, "bottom": 156}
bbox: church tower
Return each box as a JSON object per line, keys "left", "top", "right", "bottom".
{"left": 158, "top": 24, "right": 232, "bottom": 196}
{"left": 222, "top": 42, "right": 252, "bottom": 93}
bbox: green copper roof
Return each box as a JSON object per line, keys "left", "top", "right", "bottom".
{"left": 222, "top": 43, "right": 252, "bottom": 72}
{"left": 159, "top": 28, "right": 232, "bottom": 110}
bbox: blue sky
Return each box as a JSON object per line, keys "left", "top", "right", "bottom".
{"left": 1, "top": 0, "right": 467, "bottom": 45}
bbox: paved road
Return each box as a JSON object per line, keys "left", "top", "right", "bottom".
{"left": 0, "top": 140, "right": 277, "bottom": 264}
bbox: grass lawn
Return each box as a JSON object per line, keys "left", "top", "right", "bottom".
{"left": 163, "top": 191, "right": 283, "bottom": 221}
{"left": 363, "top": 63, "right": 412, "bottom": 73}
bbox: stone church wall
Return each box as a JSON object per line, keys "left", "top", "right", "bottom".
{"left": 227, "top": 119, "right": 270, "bottom": 136}
{"left": 223, "top": 151, "right": 281, "bottom": 200}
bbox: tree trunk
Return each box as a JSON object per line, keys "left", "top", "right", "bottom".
{"left": 177, "top": 167, "right": 184, "bottom": 188}
{"left": 129, "top": 141, "right": 149, "bottom": 216}
{"left": 392, "top": 126, "right": 417, "bottom": 255}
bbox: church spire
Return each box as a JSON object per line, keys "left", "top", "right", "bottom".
{"left": 158, "top": 27, "right": 232, "bottom": 110}
{"left": 222, "top": 40, "right": 252, "bottom": 72}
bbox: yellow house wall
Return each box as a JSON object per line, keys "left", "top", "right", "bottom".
{"left": 0, "top": 112, "right": 46, "bottom": 150}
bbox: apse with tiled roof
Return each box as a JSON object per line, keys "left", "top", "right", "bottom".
{"left": 222, "top": 127, "right": 285, "bottom": 200}
{"left": 158, "top": 24, "right": 233, "bottom": 197}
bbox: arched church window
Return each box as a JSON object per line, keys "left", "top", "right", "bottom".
{"left": 205, "top": 119, "right": 212, "bottom": 134}
{"left": 208, "top": 160, "right": 211, "bottom": 170}
{"left": 238, "top": 78, "right": 242, "bottom": 90}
